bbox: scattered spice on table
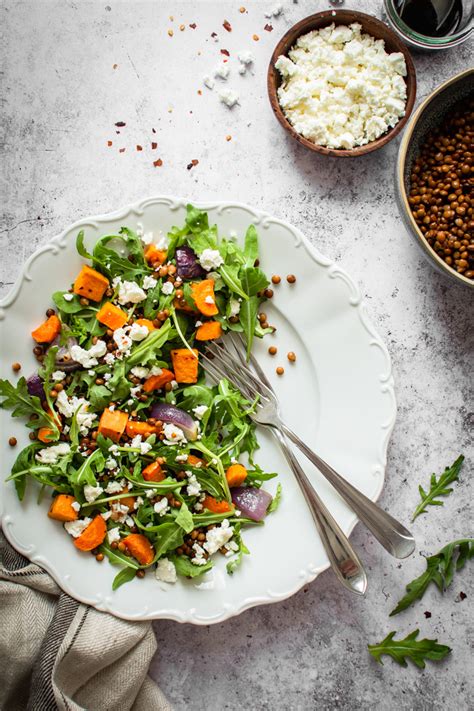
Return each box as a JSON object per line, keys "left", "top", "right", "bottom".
{"left": 189, "top": 23, "right": 197, "bottom": 29}
{"left": 187, "top": 159, "right": 199, "bottom": 170}
{"left": 153, "top": 158, "right": 163, "bottom": 167}
{"left": 239, "top": 7, "right": 246, "bottom": 13}
{"left": 113, "top": 63, "right": 118, "bottom": 69}
{"left": 253, "top": 34, "right": 260, "bottom": 41}
{"left": 226, "top": 135, "right": 232, "bottom": 141}
{"left": 119, "top": 148, "right": 126, "bottom": 153}
{"left": 136, "top": 145, "right": 142, "bottom": 151}
{"left": 223, "top": 19, "right": 232, "bottom": 32}
{"left": 151, "top": 142, "right": 157, "bottom": 149}
{"left": 179, "top": 24, "right": 185, "bottom": 31}
{"left": 115, "top": 121, "right": 126, "bottom": 127}
{"left": 424, "top": 611, "right": 432, "bottom": 618}
{"left": 168, "top": 29, "right": 173, "bottom": 37}
{"left": 107, "top": 140, "right": 112, "bottom": 147}
{"left": 264, "top": 24, "right": 273, "bottom": 31}
{"left": 220, "top": 48, "right": 230, "bottom": 56}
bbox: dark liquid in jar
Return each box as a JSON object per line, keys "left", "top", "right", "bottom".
{"left": 394, "top": 0, "right": 463, "bottom": 36}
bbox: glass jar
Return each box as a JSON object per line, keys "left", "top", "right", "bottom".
{"left": 383, "top": 0, "right": 473, "bottom": 50}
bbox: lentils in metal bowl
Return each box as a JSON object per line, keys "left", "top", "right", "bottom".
{"left": 408, "top": 97, "right": 473, "bottom": 280}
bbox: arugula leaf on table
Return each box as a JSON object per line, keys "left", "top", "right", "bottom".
{"left": 390, "top": 538, "right": 474, "bottom": 616}
{"left": 169, "top": 553, "right": 213, "bottom": 578}
{"left": 267, "top": 483, "right": 282, "bottom": 513}
{"left": 0, "top": 378, "right": 53, "bottom": 430}
{"left": 368, "top": 630, "right": 451, "bottom": 669}
{"left": 412, "top": 455, "right": 464, "bottom": 521}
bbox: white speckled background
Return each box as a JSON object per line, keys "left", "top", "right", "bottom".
{"left": 2, "top": 1, "right": 473, "bottom": 709}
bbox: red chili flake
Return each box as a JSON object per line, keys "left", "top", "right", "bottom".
{"left": 197, "top": 89, "right": 202, "bottom": 96}
{"left": 115, "top": 121, "right": 126, "bottom": 127}
{"left": 187, "top": 159, "right": 199, "bottom": 170}
{"left": 191, "top": 159, "right": 199, "bottom": 166}
{"left": 119, "top": 148, "right": 126, "bottom": 153}
{"left": 151, "top": 142, "right": 157, "bottom": 149}
{"left": 211, "top": 32, "right": 217, "bottom": 38}
{"left": 189, "top": 23, "right": 197, "bottom": 29}
{"left": 116, "top": 130, "right": 120, "bottom": 134}
{"left": 220, "top": 49, "right": 230, "bottom": 56}
{"left": 153, "top": 158, "right": 163, "bottom": 167}
{"left": 107, "top": 140, "right": 113, "bottom": 147}
{"left": 136, "top": 145, "right": 143, "bottom": 151}
{"left": 424, "top": 611, "right": 432, "bottom": 618}
{"left": 113, "top": 63, "right": 118, "bottom": 69}
{"left": 264, "top": 23, "right": 273, "bottom": 32}
{"left": 223, "top": 20, "right": 232, "bottom": 32}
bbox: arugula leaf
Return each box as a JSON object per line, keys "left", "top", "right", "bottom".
{"left": 169, "top": 553, "right": 213, "bottom": 578}
{"left": 112, "top": 566, "right": 138, "bottom": 590}
{"left": 267, "top": 483, "right": 282, "bottom": 513}
{"left": 107, "top": 361, "right": 130, "bottom": 402}
{"left": 88, "top": 384, "right": 112, "bottom": 411}
{"left": 240, "top": 266, "right": 269, "bottom": 297}
{"left": 76, "top": 230, "right": 93, "bottom": 259}
{"left": 243, "top": 225, "right": 259, "bottom": 267}
{"left": 153, "top": 522, "right": 185, "bottom": 557}
{"left": 10, "top": 443, "right": 43, "bottom": 500}
{"left": 239, "top": 295, "right": 259, "bottom": 359}
{"left": 185, "top": 204, "right": 209, "bottom": 234}
{"left": 0, "top": 378, "right": 52, "bottom": 429}
{"left": 52, "top": 292, "right": 93, "bottom": 315}
{"left": 127, "top": 320, "right": 173, "bottom": 366}
{"left": 412, "top": 455, "right": 464, "bottom": 521}
{"left": 390, "top": 538, "right": 474, "bottom": 616}
{"left": 71, "top": 449, "right": 104, "bottom": 488}
{"left": 219, "top": 264, "right": 249, "bottom": 300}
{"left": 368, "top": 630, "right": 451, "bottom": 669}
{"left": 174, "top": 501, "right": 194, "bottom": 533}
{"left": 226, "top": 523, "right": 250, "bottom": 575}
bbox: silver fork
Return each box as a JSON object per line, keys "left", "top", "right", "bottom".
{"left": 205, "top": 334, "right": 415, "bottom": 560}
{"left": 201, "top": 347, "right": 368, "bottom": 595}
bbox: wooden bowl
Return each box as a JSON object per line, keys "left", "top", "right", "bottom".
{"left": 267, "top": 10, "right": 417, "bottom": 157}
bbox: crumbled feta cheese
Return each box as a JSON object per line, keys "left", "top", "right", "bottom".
{"left": 130, "top": 385, "right": 142, "bottom": 398}
{"left": 83, "top": 484, "right": 103, "bottom": 503}
{"left": 175, "top": 453, "right": 188, "bottom": 462}
{"left": 162, "top": 281, "right": 174, "bottom": 295}
{"left": 149, "top": 365, "right": 163, "bottom": 376}
{"left": 71, "top": 501, "right": 81, "bottom": 512}
{"left": 55, "top": 391, "right": 97, "bottom": 433}
{"left": 191, "top": 542, "right": 208, "bottom": 565}
{"left": 145, "top": 488, "right": 157, "bottom": 499}
{"left": 103, "top": 372, "right": 112, "bottom": 382}
{"left": 51, "top": 370, "right": 66, "bottom": 382}
{"left": 64, "top": 517, "right": 92, "bottom": 538}
{"left": 194, "top": 502, "right": 203, "bottom": 512}
{"left": 238, "top": 50, "right": 254, "bottom": 65}
{"left": 134, "top": 496, "right": 144, "bottom": 510}
{"left": 142, "top": 275, "right": 157, "bottom": 290}
{"left": 70, "top": 340, "right": 107, "bottom": 368}
{"left": 155, "top": 557, "right": 177, "bottom": 583}
{"left": 192, "top": 405, "right": 208, "bottom": 420}
{"left": 163, "top": 423, "right": 187, "bottom": 445}
{"left": 109, "top": 444, "right": 119, "bottom": 454}
{"left": 36, "top": 442, "right": 71, "bottom": 465}
{"left": 229, "top": 297, "right": 241, "bottom": 317}
{"left": 186, "top": 473, "right": 201, "bottom": 497}
{"left": 204, "top": 295, "right": 215, "bottom": 305}
{"left": 125, "top": 516, "right": 135, "bottom": 528}
{"left": 113, "top": 327, "right": 132, "bottom": 354}
{"left": 63, "top": 293, "right": 74, "bottom": 302}
{"left": 195, "top": 321, "right": 203, "bottom": 328}
{"left": 107, "top": 527, "right": 121, "bottom": 544}
{"left": 131, "top": 366, "right": 150, "bottom": 379}
{"left": 275, "top": 22, "right": 407, "bottom": 149}
{"left": 199, "top": 248, "right": 224, "bottom": 271}
{"left": 154, "top": 498, "right": 169, "bottom": 516}
{"left": 203, "top": 75, "right": 215, "bottom": 90}
{"left": 127, "top": 434, "right": 153, "bottom": 455}
{"left": 111, "top": 502, "right": 130, "bottom": 522}
{"left": 101, "top": 510, "right": 112, "bottom": 521}
{"left": 204, "top": 519, "right": 233, "bottom": 555}
{"left": 112, "top": 277, "right": 147, "bottom": 305}
{"left": 105, "top": 480, "right": 123, "bottom": 494}
{"left": 214, "top": 62, "right": 230, "bottom": 80}
{"left": 104, "top": 353, "right": 115, "bottom": 366}
{"left": 218, "top": 88, "right": 239, "bottom": 108}
{"left": 129, "top": 322, "right": 149, "bottom": 341}
{"left": 225, "top": 540, "right": 239, "bottom": 552}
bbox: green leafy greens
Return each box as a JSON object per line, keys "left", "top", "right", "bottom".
{"left": 412, "top": 455, "right": 464, "bottom": 521}
{"left": 368, "top": 630, "right": 451, "bottom": 669}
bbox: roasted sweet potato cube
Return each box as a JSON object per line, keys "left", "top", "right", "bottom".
{"left": 195, "top": 320, "right": 222, "bottom": 341}
{"left": 31, "top": 315, "right": 61, "bottom": 343}
{"left": 96, "top": 302, "right": 128, "bottom": 330}
{"left": 73, "top": 265, "right": 109, "bottom": 302}
{"left": 48, "top": 494, "right": 79, "bottom": 522}
{"left": 170, "top": 348, "right": 199, "bottom": 383}
{"left": 98, "top": 408, "right": 129, "bottom": 442}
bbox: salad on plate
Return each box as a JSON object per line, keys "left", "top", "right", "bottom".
{"left": 0, "top": 205, "right": 281, "bottom": 589}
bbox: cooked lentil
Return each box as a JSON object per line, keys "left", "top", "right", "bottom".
{"left": 286, "top": 274, "right": 296, "bottom": 283}
{"left": 8, "top": 437, "right": 17, "bottom": 447}
{"left": 408, "top": 98, "right": 473, "bottom": 279}
{"left": 12, "top": 362, "right": 21, "bottom": 372}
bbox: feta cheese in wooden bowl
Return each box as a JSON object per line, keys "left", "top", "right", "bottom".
{"left": 267, "top": 10, "right": 416, "bottom": 157}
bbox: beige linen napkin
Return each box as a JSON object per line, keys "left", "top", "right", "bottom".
{"left": 0, "top": 533, "right": 173, "bottom": 711}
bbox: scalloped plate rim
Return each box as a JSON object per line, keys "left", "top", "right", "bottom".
{"left": 0, "top": 195, "right": 396, "bottom": 623}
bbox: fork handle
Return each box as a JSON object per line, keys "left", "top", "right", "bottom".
{"left": 280, "top": 423, "right": 415, "bottom": 560}
{"left": 272, "top": 428, "right": 367, "bottom": 596}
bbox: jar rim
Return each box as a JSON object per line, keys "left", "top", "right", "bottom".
{"left": 384, "top": 0, "right": 474, "bottom": 46}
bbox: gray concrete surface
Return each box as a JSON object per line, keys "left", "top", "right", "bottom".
{"left": 1, "top": 1, "right": 473, "bottom": 709}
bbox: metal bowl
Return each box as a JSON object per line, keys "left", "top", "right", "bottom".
{"left": 396, "top": 68, "right": 473, "bottom": 288}
{"left": 267, "top": 9, "right": 417, "bottom": 157}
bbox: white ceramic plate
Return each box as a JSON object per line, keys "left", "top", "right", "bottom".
{"left": 0, "top": 197, "right": 396, "bottom": 624}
